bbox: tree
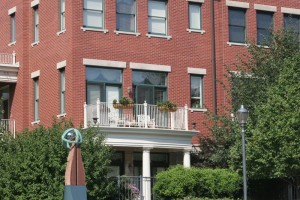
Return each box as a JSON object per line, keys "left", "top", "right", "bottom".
{"left": 0, "top": 121, "right": 116, "bottom": 200}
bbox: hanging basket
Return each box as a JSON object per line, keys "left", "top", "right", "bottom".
{"left": 113, "top": 103, "right": 134, "bottom": 109}
{"left": 158, "top": 106, "right": 177, "bottom": 112}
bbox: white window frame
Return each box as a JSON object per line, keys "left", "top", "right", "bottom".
{"left": 33, "top": 6, "right": 39, "bottom": 45}
{"left": 187, "top": 2, "right": 205, "bottom": 34}
{"left": 228, "top": 7, "right": 247, "bottom": 44}
{"left": 10, "top": 13, "right": 16, "bottom": 44}
{"left": 116, "top": 0, "right": 137, "bottom": 33}
{"left": 83, "top": 0, "right": 104, "bottom": 29}
{"left": 147, "top": 0, "right": 171, "bottom": 39}
{"left": 33, "top": 78, "right": 39, "bottom": 122}
{"left": 59, "top": 68, "right": 66, "bottom": 115}
{"left": 59, "top": 0, "right": 66, "bottom": 33}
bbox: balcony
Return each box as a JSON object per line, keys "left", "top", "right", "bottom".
{"left": 84, "top": 99, "right": 189, "bottom": 131}
{"left": 0, "top": 52, "right": 19, "bottom": 83}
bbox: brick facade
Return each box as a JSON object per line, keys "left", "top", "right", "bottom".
{"left": 0, "top": 0, "right": 299, "bottom": 138}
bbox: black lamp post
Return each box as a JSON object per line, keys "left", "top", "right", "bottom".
{"left": 236, "top": 105, "right": 249, "bottom": 200}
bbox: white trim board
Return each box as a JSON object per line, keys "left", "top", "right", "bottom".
{"left": 130, "top": 62, "right": 171, "bottom": 72}
{"left": 83, "top": 58, "right": 126, "bottom": 68}
{"left": 226, "top": 0, "right": 249, "bottom": 9}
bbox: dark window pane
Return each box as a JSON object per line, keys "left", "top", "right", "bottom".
{"left": 284, "top": 14, "right": 300, "bottom": 33}
{"left": 229, "top": 26, "right": 245, "bottom": 43}
{"left": 116, "top": 13, "right": 135, "bottom": 32}
{"left": 132, "top": 71, "right": 167, "bottom": 86}
{"left": 257, "top": 29, "right": 271, "bottom": 45}
{"left": 257, "top": 12, "right": 273, "bottom": 29}
{"left": 86, "top": 67, "right": 122, "bottom": 83}
{"left": 117, "top": 0, "right": 135, "bottom": 14}
{"left": 191, "top": 76, "right": 201, "bottom": 97}
{"left": 229, "top": 8, "right": 246, "bottom": 26}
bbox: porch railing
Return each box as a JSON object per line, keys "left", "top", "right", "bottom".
{"left": 109, "top": 176, "right": 156, "bottom": 200}
{"left": 84, "top": 99, "right": 189, "bottom": 130}
{"left": 0, "top": 52, "right": 17, "bottom": 66}
{"left": 0, "top": 119, "right": 16, "bottom": 138}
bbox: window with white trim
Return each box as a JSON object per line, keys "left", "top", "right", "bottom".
{"left": 116, "top": 0, "right": 136, "bottom": 32}
{"left": 190, "top": 75, "right": 203, "bottom": 109}
{"left": 284, "top": 14, "right": 300, "bottom": 43}
{"left": 148, "top": 0, "right": 168, "bottom": 35}
{"left": 60, "top": 0, "right": 66, "bottom": 31}
{"left": 229, "top": 7, "right": 246, "bottom": 43}
{"left": 10, "top": 13, "right": 16, "bottom": 43}
{"left": 83, "top": 0, "right": 104, "bottom": 29}
{"left": 188, "top": 2, "right": 202, "bottom": 30}
{"left": 60, "top": 69, "right": 66, "bottom": 114}
{"left": 33, "top": 6, "right": 39, "bottom": 42}
{"left": 34, "top": 78, "right": 39, "bottom": 121}
{"left": 257, "top": 11, "right": 273, "bottom": 45}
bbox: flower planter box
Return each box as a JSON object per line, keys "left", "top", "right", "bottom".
{"left": 113, "top": 103, "right": 134, "bottom": 109}
{"left": 158, "top": 106, "right": 177, "bottom": 112}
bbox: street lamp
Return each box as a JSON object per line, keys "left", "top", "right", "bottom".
{"left": 236, "top": 105, "right": 249, "bottom": 200}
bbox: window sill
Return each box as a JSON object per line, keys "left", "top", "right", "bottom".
{"left": 31, "top": 120, "right": 40, "bottom": 125}
{"left": 31, "top": 41, "right": 39, "bottom": 47}
{"left": 8, "top": 41, "right": 16, "bottom": 47}
{"left": 57, "top": 113, "right": 67, "bottom": 118}
{"left": 146, "top": 34, "right": 172, "bottom": 40}
{"left": 189, "top": 108, "right": 207, "bottom": 113}
{"left": 57, "top": 29, "right": 66, "bottom": 36}
{"left": 81, "top": 27, "right": 108, "bottom": 33}
{"left": 187, "top": 29, "right": 206, "bottom": 34}
{"left": 114, "top": 30, "right": 141, "bottom": 36}
{"left": 227, "top": 42, "right": 249, "bottom": 47}
{"left": 257, "top": 44, "right": 270, "bottom": 49}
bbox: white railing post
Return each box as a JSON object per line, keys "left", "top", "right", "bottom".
{"left": 12, "top": 51, "right": 16, "bottom": 65}
{"left": 84, "top": 102, "right": 87, "bottom": 128}
{"left": 170, "top": 112, "right": 174, "bottom": 130}
{"left": 13, "top": 120, "right": 16, "bottom": 139}
{"left": 96, "top": 98, "right": 100, "bottom": 124}
{"left": 184, "top": 104, "right": 188, "bottom": 130}
{"left": 144, "top": 101, "right": 148, "bottom": 128}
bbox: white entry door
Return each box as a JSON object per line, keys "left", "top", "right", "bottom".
{"left": 106, "top": 86, "right": 120, "bottom": 124}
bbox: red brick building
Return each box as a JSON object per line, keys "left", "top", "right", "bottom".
{"left": 0, "top": 0, "right": 299, "bottom": 198}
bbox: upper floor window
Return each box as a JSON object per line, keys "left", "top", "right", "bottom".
{"left": 33, "top": 6, "right": 39, "bottom": 42}
{"left": 60, "top": 69, "right": 66, "bottom": 114}
{"left": 60, "top": 0, "right": 66, "bottom": 31}
{"left": 34, "top": 78, "right": 39, "bottom": 121}
{"left": 116, "top": 0, "right": 136, "bottom": 32}
{"left": 83, "top": 0, "right": 104, "bottom": 29}
{"left": 257, "top": 11, "right": 273, "bottom": 45}
{"left": 190, "top": 75, "right": 203, "bottom": 109}
{"left": 188, "top": 2, "right": 202, "bottom": 30}
{"left": 10, "top": 13, "right": 16, "bottom": 43}
{"left": 148, "top": 0, "right": 168, "bottom": 35}
{"left": 284, "top": 14, "right": 300, "bottom": 42}
{"left": 132, "top": 71, "right": 167, "bottom": 104}
{"left": 229, "top": 7, "right": 246, "bottom": 43}
{"left": 86, "top": 67, "right": 122, "bottom": 104}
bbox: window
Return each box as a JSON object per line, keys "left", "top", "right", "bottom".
{"left": 148, "top": 0, "right": 168, "bottom": 35}
{"left": 132, "top": 71, "right": 167, "bottom": 104}
{"left": 229, "top": 7, "right": 246, "bottom": 43}
{"left": 190, "top": 75, "right": 203, "bottom": 109}
{"left": 60, "top": 69, "right": 66, "bottom": 114}
{"left": 60, "top": 0, "right": 66, "bottom": 31}
{"left": 284, "top": 14, "right": 300, "bottom": 43}
{"left": 116, "top": 0, "right": 136, "bottom": 32}
{"left": 188, "top": 2, "right": 202, "bottom": 30}
{"left": 83, "top": 0, "right": 104, "bottom": 29}
{"left": 34, "top": 78, "right": 39, "bottom": 121}
{"left": 257, "top": 11, "right": 273, "bottom": 45}
{"left": 33, "top": 6, "right": 39, "bottom": 42}
{"left": 86, "top": 67, "right": 122, "bottom": 104}
{"left": 10, "top": 13, "right": 16, "bottom": 43}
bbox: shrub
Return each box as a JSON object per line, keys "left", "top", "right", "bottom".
{"left": 154, "top": 166, "right": 241, "bottom": 200}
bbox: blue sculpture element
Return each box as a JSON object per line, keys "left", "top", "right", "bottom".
{"left": 62, "top": 128, "right": 83, "bottom": 149}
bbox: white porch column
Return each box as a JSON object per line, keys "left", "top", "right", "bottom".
{"left": 96, "top": 98, "right": 100, "bottom": 124}
{"left": 84, "top": 102, "right": 87, "bottom": 128}
{"left": 143, "top": 147, "right": 152, "bottom": 200}
{"left": 183, "top": 149, "right": 191, "bottom": 168}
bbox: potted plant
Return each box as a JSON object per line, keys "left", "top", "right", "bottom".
{"left": 113, "top": 97, "right": 134, "bottom": 109}
{"left": 157, "top": 101, "right": 177, "bottom": 112}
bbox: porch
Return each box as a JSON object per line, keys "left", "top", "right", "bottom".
{"left": 0, "top": 52, "right": 19, "bottom": 82}
{"left": 0, "top": 119, "right": 16, "bottom": 138}
{"left": 84, "top": 99, "right": 189, "bottom": 131}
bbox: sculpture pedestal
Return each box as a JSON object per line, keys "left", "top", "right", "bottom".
{"left": 64, "top": 186, "right": 87, "bottom": 200}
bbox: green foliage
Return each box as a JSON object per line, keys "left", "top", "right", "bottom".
{"left": 0, "top": 122, "right": 115, "bottom": 199}
{"left": 113, "top": 96, "right": 134, "bottom": 105}
{"left": 153, "top": 166, "right": 241, "bottom": 200}
{"left": 157, "top": 100, "right": 177, "bottom": 112}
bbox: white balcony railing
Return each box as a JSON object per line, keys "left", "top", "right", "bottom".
{"left": 84, "top": 99, "right": 189, "bottom": 131}
{"left": 0, "top": 52, "right": 17, "bottom": 66}
{"left": 0, "top": 119, "right": 16, "bottom": 138}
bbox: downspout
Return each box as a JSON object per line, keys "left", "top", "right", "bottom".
{"left": 210, "top": 0, "right": 217, "bottom": 115}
